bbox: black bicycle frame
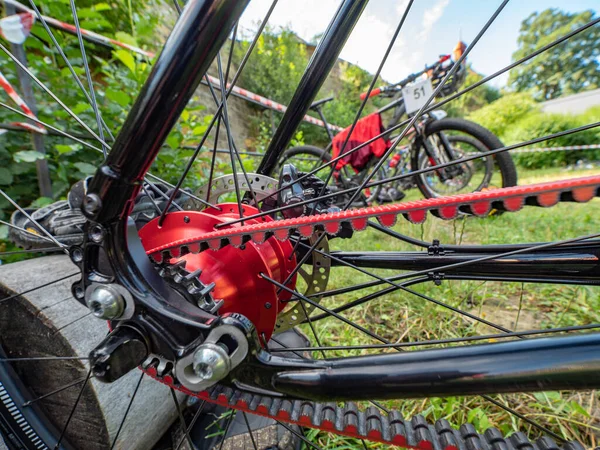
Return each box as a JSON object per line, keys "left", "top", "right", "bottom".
{"left": 84, "top": 0, "right": 600, "bottom": 399}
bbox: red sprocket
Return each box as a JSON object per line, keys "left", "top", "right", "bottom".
{"left": 138, "top": 203, "right": 297, "bottom": 340}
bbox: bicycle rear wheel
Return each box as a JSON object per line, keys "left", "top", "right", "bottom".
{"left": 412, "top": 118, "right": 518, "bottom": 198}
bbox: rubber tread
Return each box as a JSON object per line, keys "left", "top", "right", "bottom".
{"left": 141, "top": 365, "right": 584, "bottom": 450}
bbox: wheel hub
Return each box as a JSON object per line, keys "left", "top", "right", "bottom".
{"left": 138, "top": 203, "right": 297, "bottom": 340}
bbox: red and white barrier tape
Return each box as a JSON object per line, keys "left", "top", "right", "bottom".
{"left": 0, "top": 71, "right": 46, "bottom": 134}
{"left": 2, "top": 0, "right": 343, "bottom": 133}
{"left": 0, "top": 10, "right": 46, "bottom": 134}
{"left": 203, "top": 75, "right": 344, "bottom": 132}
{"left": 511, "top": 144, "right": 600, "bottom": 154}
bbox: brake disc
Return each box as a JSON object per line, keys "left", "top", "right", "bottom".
{"left": 185, "top": 173, "right": 330, "bottom": 331}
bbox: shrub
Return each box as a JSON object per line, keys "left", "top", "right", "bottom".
{"left": 503, "top": 108, "right": 600, "bottom": 169}
{"left": 467, "top": 92, "right": 538, "bottom": 137}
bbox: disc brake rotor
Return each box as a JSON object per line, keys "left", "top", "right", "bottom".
{"left": 187, "top": 173, "right": 330, "bottom": 331}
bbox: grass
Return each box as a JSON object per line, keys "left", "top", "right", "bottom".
{"left": 292, "top": 167, "right": 600, "bottom": 448}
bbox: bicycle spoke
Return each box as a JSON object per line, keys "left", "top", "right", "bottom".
{"left": 481, "top": 394, "right": 565, "bottom": 443}
{"left": 172, "top": 0, "right": 182, "bottom": 14}
{"left": 0, "top": 356, "right": 88, "bottom": 362}
{"left": 141, "top": 185, "right": 163, "bottom": 215}
{"left": 144, "top": 173, "right": 214, "bottom": 210}
{"left": 217, "top": 409, "right": 236, "bottom": 450}
{"left": 22, "top": 376, "right": 88, "bottom": 408}
{"left": 27, "top": 0, "right": 115, "bottom": 142}
{"left": 241, "top": 412, "right": 259, "bottom": 450}
{"left": 268, "top": 324, "right": 600, "bottom": 353}
{"left": 53, "top": 367, "right": 92, "bottom": 450}
{"left": 216, "top": 54, "right": 259, "bottom": 213}
{"left": 157, "top": 0, "right": 280, "bottom": 223}
{"left": 0, "top": 219, "right": 62, "bottom": 247}
{"left": 0, "top": 101, "right": 102, "bottom": 151}
{"left": 170, "top": 387, "right": 194, "bottom": 450}
{"left": 274, "top": 419, "right": 323, "bottom": 450}
{"left": 110, "top": 372, "right": 145, "bottom": 450}
{"left": 0, "top": 43, "right": 109, "bottom": 148}
{"left": 0, "top": 272, "right": 80, "bottom": 305}
{"left": 298, "top": 241, "right": 513, "bottom": 334}
{"left": 68, "top": 0, "right": 108, "bottom": 157}
{"left": 305, "top": 277, "right": 428, "bottom": 321}
{"left": 261, "top": 272, "right": 397, "bottom": 347}
{"left": 0, "top": 190, "right": 68, "bottom": 251}
{"left": 204, "top": 70, "right": 259, "bottom": 206}
{"left": 175, "top": 399, "right": 207, "bottom": 450}
{"left": 0, "top": 247, "right": 64, "bottom": 257}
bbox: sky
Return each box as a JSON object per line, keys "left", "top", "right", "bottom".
{"left": 238, "top": 0, "right": 599, "bottom": 87}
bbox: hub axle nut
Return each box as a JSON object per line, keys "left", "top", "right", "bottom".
{"left": 88, "top": 285, "right": 125, "bottom": 320}
{"left": 192, "top": 343, "right": 231, "bottom": 382}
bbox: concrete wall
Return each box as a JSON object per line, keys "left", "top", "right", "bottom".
{"left": 540, "top": 88, "right": 600, "bottom": 115}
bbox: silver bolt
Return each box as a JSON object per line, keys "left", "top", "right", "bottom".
{"left": 87, "top": 286, "right": 124, "bottom": 319}
{"left": 89, "top": 225, "right": 104, "bottom": 243}
{"left": 71, "top": 247, "right": 83, "bottom": 263}
{"left": 192, "top": 344, "right": 230, "bottom": 382}
{"left": 83, "top": 193, "right": 101, "bottom": 216}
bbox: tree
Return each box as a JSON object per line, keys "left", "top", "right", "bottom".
{"left": 444, "top": 66, "right": 500, "bottom": 118}
{"left": 508, "top": 9, "right": 600, "bottom": 101}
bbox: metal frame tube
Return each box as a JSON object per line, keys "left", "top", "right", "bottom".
{"left": 330, "top": 243, "right": 600, "bottom": 285}
{"left": 257, "top": 0, "right": 369, "bottom": 176}
{"left": 266, "top": 333, "right": 600, "bottom": 400}
{"left": 86, "top": 0, "right": 249, "bottom": 224}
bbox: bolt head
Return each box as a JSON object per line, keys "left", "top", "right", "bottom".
{"left": 88, "top": 286, "right": 124, "bottom": 320}
{"left": 83, "top": 193, "right": 101, "bottom": 217}
{"left": 192, "top": 345, "right": 230, "bottom": 382}
{"left": 89, "top": 225, "right": 104, "bottom": 243}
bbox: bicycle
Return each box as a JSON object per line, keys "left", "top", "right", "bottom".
{"left": 0, "top": 0, "right": 600, "bottom": 449}
{"left": 276, "top": 45, "right": 517, "bottom": 206}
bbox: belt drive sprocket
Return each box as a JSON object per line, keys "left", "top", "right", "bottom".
{"left": 184, "top": 173, "right": 330, "bottom": 332}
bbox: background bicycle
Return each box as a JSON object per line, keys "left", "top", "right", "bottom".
{"left": 276, "top": 42, "right": 516, "bottom": 206}
{"left": 0, "top": 1, "right": 599, "bottom": 450}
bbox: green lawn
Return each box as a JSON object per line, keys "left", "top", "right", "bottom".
{"left": 296, "top": 167, "right": 600, "bottom": 448}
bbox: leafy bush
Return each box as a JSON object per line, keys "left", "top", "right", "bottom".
{"left": 444, "top": 68, "right": 501, "bottom": 118}
{"left": 505, "top": 108, "right": 600, "bottom": 169}
{"left": 467, "top": 92, "right": 538, "bottom": 137}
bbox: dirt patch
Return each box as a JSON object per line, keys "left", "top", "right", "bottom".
{"left": 467, "top": 294, "right": 546, "bottom": 331}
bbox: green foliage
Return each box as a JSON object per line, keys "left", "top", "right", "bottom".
{"left": 444, "top": 67, "right": 500, "bottom": 118}
{"left": 467, "top": 93, "right": 538, "bottom": 136}
{"left": 0, "top": 0, "right": 217, "bottom": 220}
{"left": 469, "top": 94, "right": 600, "bottom": 169}
{"left": 236, "top": 28, "right": 381, "bottom": 149}
{"left": 508, "top": 8, "right": 600, "bottom": 100}
{"left": 235, "top": 27, "right": 308, "bottom": 105}
{"left": 505, "top": 107, "right": 600, "bottom": 169}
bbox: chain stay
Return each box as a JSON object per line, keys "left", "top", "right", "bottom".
{"left": 147, "top": 175, "right": 600, "bottom": 262}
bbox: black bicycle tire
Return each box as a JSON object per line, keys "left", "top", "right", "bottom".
{"left": 411, "top": 117, "right": 518, "bottom": 198}
{"left": 0, "top": 346, "right": 72, "bottom": 450}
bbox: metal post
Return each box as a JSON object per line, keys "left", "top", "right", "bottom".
{"left": 6, "top": 4, "right": 53, "bottom": 198}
